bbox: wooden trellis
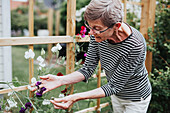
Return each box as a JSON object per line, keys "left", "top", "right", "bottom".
{"left": 0, "top": 0, "right": 156, "bottom": 112}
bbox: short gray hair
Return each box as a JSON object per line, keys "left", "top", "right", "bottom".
{"left": 84, "top": 0, "right": 122, "bottom": 27}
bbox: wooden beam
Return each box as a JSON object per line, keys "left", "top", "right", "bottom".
{"left": 75, "top": 102, "right": 109, "bottom": 113}
{"left": 0, "top": 85, "right": 28, "bottom": 94}
{"left": 0, "top": 36, "right": 90, "bottom": 46}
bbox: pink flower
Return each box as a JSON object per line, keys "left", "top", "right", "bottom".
{"left": 84, "top": 53, "right": 87, "bottom": 57}
{"left": 81, "top": 34, "right": 86, "bottom": 38}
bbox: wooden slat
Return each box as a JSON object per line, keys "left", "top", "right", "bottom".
{"left": 75, "top": 102, "right": 109, "bottom": 113}
{"left": 121, "top": 0, "right": 144, "bottom": 6}
{"left": 0, "top": 36, "right": 90, "bottom": 46}
{"left": 93, "top": 73, "right": 106, "bottom": 78}
{"left": 0, "top": 85, "right": 28, "bottom": 94}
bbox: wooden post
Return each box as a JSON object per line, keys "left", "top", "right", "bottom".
{"left": 48, "top": 8, "right": 54, "bottom": 61}
{"left": 28, "top": 0, "right": 34, "bottom": 112}
{"left": 96, "top": 61, "right": 101, "bottom": 113}
{"left": 123, "top": 0, "right": 127, "bottom": 22}
{"left": 140, "top": 0, "right": 156, "bottom": 73}
{"left": 66, "top": 0, "right": 76, "bottom": 112}
{"left": 28, "top": 0, "right": 34, "bottom": 97}
{"left": 55, "top": 10, "right": 60, "bottom": 36}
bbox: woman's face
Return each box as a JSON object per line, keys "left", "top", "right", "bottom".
{"left": 87, "top": 19, "right": 114, "bottom": 42}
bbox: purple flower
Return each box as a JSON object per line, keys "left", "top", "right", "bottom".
{"left": 40, "top": 87, "right": 46, "bottom": 92}
{"left": 35, "top": 81, "right": 41, "bottom": 86}
{"left": 0, "top": 106, "right": 1, "bottom": 110}
{"left": 25, "top": 102, "right": 32, "bottom": 109}
{"left": 36, "top": 92, "right": 42, "bottom": 97}
{"left": 19, "top": 107, "right": 26, "bottom": 113}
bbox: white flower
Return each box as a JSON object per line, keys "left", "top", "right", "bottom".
{"left": 31, "top": 77, "right": 37, "bottom": 84}
{"left": 8, "top": 91, "right": 13, "bottom": 96}
{"left": 5, "top": 106, "right": 11, "bottom": 111}
{"left": 7, "top": 99, "right": 17, "bottom": 108}
{"left": 37, "top": 66, "right": 42, "bottom": 71}
{"left": 51, "top": 43, "right": 62, "bottom": 53}
{"left": 59, "top": 94, "right": 65, "bottom": 98}
{"left": 37, "top": 56, "right": 44, "bottom": 63}
{"left": 75, "top": 62, "right": 79, "bottom": 65}
{"left": 42, "top": 99, "right": 51, "bottom": 105}
{"left": 24, "top": 49, "right": 35, "bottom": 59}
{"left": 39, "top": 63, "right": 46, "bottom": 67}
{"left": 27, "top": 85, "right": 35, "bottom": 91}
{"left": 41, "top": 48, "right": 46, "bottom": 55}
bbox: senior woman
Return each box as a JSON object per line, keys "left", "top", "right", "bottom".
{"left": 34, "top": 0, "right": 152, "bottom": 112}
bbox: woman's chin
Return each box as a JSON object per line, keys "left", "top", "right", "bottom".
{"left": 95, "top": 37, "right": 104, "bottom": 42}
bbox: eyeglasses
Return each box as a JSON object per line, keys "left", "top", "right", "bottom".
{"left": 84, "top": 21, "right": 115, "bottom": 34}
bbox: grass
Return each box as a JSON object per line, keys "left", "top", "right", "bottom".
{"left": 11, "top": 46, "right": 113, "bottom": 112}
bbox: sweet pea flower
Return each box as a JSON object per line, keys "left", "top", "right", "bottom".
{"left": 7, "top": 99, "right": 17, "bottom": 108}
{"left": 42, "top": 99, "right": 50, "bottom": 105}
{"left": 57, "top": 72, "right": 64, "bottom": 76}
{"left": 39, "top": 62, "right": 46, "bottom": 67}
{"left": 59, "top": 94, "right": 65, "bottom": 98}
{"left": 35, "top": 81, "right": 41, "bottom": 87}
{"left": 61, "top": 88, "right": 67, "bottom": 93}
{"left": 37, "top": 56, "right": 44, "bottom": 63}
{"left": 31, "top": 77, "right": 37, "bottom": 84}
{"left": 19, "top": 107, "right": 26, "bottom": 113}
{"left": 84, "top": 53, "right": 87, "bottom": 57}
{"left": 25, "top": 102, "right": 32, "bottom": 109}
{"left": 36, "top": 92, "right": 42, "bottom": 97}
{"left": 41, "top": 48, "right": 45, "bottom": 55}
{"left": 24, "top": 49, "right": 35, "bottom": 59}
{"left": 51, "top": 43, "right": 62, "bottom": 53}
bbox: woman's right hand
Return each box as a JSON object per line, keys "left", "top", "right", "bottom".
{"left": 32, "top": 74, "right": 62, "bottom": 94}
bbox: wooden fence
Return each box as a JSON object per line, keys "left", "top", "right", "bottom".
{"left": 0, "top": 0, "right": 156, "bottom": 112}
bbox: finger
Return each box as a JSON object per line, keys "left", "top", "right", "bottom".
{"left": 54, "top": 98, "right": 65, "bottom": 103}
{"left": 39, "top": 75, "right": 49, "bottom": 80}
{"left": 50, "top": 100, "right": 68, "bottom": 109}
{"left": 54, "top": 105, "right": 63, "bottom": 109}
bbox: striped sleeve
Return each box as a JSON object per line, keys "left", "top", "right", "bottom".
{"left": 78, "top": 36, "right": 99, "bottom": 82}
{"left": 101, "top": 43, "right": 145, "bottom": 97}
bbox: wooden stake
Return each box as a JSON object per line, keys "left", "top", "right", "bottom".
{"left": 48, "top": 8, "right": 54, "bottom": 61}
{"left": 97, "top": 61, "right": 101, "bottom": 113}
{"left": 140, "top": 0, "right": 156, "bottom": 73}
{"left": 123, "top": 0, "right": 127, "bottom": 22}
{"left": 55, "top": 10, "right": 60, "bottom": 36}
{"left": 28, "top": 0, "right": 34, "bottom": 99}
{"left": 66, "top": 0, "right": 76, "bottom": 112}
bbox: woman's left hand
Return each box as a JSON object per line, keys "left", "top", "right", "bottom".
{"left": 50, "top": 94, "right": 79, "bottom": 109}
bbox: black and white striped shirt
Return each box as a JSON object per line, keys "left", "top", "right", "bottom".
{"left": 78, "top": 25, "right": 152, "bottom": 101}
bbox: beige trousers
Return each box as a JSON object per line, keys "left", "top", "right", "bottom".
{"left": 111, "top": 94, "right": 151, "bottom": 113}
